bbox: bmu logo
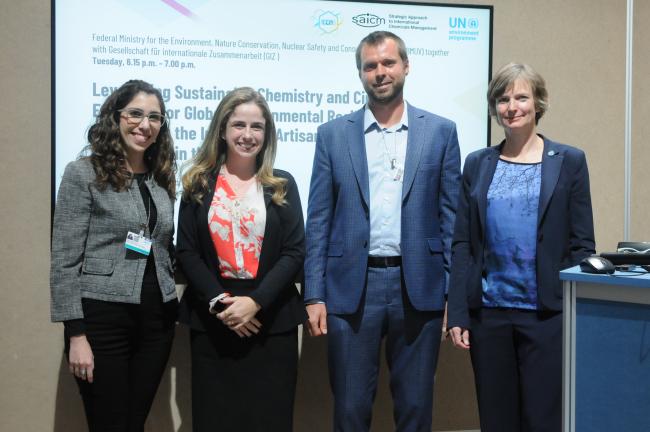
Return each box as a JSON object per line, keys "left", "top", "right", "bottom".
{"left": 449, "top": 17, "right": 479, "bottom": 29}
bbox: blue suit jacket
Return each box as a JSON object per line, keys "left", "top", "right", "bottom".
{"left": 304, "top": 104, "right": 461, "bottom": 314}
{"left": 447, "top": 137, "right": 596, "bottom": 329}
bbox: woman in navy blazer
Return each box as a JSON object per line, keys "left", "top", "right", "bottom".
{"left": 447, "top": 63, "right": 595, "bottom": 432}
{"left": 176, "top": 87, "right": 306, "bottom": 431}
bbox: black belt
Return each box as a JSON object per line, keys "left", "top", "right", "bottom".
{"left": 367, "top": 256, "right": 402, "bottom": 268}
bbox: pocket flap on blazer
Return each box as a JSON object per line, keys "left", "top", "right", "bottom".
{"left": 327, "top": 243, "right": 343, "bottom": 257}
{"left": 82, "top": 257, "right": 115, "bottom": 275}
{"left": 427, "top": 238, "right": 443, "bottom": 253}
{"left": 419, "top": 163, "right": 439, "bottom": 172}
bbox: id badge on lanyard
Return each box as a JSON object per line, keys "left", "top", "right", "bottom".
{"left": 125, "top": 227, "right": 152, "bottom": 256}
{"left": 126, "top": 177, "right": 153, "bottom": 256}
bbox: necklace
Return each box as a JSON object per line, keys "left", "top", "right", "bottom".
{"left": 381, "top": 127, "right": 399, "bottom": 170}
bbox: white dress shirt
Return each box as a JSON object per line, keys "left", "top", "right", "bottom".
{"left": 363, "top": 102, "right": 409, "bottom": 257}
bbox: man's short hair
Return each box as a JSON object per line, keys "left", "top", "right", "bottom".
{"left": 355, "top": 31, "right": 408, "bottom": 70}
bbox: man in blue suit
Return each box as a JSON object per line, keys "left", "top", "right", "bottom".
{"left": 304, "top": 31, "right": 461, "bottom": 431}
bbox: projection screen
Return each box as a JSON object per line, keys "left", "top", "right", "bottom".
{"left": 53, "top": 0, "right": 493, "bottom": 218}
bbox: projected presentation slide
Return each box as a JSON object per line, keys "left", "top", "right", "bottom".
{"left": 54, "top": 0, "right": 492, "bottom": 214}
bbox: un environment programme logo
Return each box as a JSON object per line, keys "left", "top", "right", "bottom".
{"left": 352, "top": 13, "right": 385, "bottom": 28}
{"left": 448, "top": 16, "right": 479, "bottom": 41}
{"left": 313, "top": 10, "right": 343, "bottom": 34}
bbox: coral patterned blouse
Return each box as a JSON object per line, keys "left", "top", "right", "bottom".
{"left": 207, "top": 173, "right": 266, "bottom": 279}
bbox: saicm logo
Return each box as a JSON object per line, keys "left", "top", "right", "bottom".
{"left": 352, "top": 13, "right": 385, "bottom": 27}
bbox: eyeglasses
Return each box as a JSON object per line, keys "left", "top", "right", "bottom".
{"left": 118, "top": 108, "right": 167, "bottom": 126}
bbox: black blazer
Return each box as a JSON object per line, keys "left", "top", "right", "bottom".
{"left": 176, "top": 169, "right": 307, "bottom": 334}
{"left": 447, "top": 137, "right": 595, "bottom": 329}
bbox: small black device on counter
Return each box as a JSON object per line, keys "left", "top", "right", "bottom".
{"left": 598, "top": 241, "right": 650, "bottom": 267}
{"left": 580, "top": 256, "right": 616, "bottom": 274}
{"left": 616, "top": 242, "right": 650, "bottom": 254}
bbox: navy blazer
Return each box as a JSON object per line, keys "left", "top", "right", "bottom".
{"left": 447, "top": 137, "right": 595, "bottom": 329}
{"left": 176, "top": 169, "right": 307, "bottom": 334}
{"left": 304, "top": 104, "right": 461, "bottom": 313}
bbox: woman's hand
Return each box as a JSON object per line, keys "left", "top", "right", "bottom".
{"left": 449, "top": 326, "right": 471, "bottom": 350}
{"left": 216, "top": 296, "right": 262, "bottom": 338}
{"left": 68, "top": 334, "right": 94, "bottom": 382}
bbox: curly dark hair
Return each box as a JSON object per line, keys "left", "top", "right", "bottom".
{"left": 84, "top": 79, "right": 176, "bottom": 198}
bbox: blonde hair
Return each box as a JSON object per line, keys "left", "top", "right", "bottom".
{"left": 181, "top": 87, "right": 286, "bottom": 204}
{"left": 488, "top": 63, "right": 549, "bottom": 124}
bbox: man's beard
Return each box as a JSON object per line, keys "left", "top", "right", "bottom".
{"left": 364, "top": 80, "right": 404, "bottom": 105}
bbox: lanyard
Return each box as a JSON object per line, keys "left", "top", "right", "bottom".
{"left": 128, "top": 174, "right": 152, "bottom": 237}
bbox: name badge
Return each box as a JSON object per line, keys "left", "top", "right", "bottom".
{"left": 125, "top": 231, "right": 152, "bottom": 256}
{"left": 392, "top": 161, "right": 404, "bottom": 182}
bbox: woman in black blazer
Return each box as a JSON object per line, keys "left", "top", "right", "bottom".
{"left": 447, "top": 64, "right": 595, "bottom": 432}
{"left": 177, "top": 87, "right": 307, "bottom": 431}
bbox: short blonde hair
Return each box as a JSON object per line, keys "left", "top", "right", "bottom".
{"left": 488, "top": 63, "right": 549, "bottom": 123}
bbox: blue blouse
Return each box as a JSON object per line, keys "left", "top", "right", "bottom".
{"left": 483, "top": 159, "right": 542, "bottom": 309}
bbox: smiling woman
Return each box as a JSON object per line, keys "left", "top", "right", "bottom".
{"left": 50, "top": 79, "right": 179, "bottom": 431}
{"left": 495, "top": 80, "right": 537, "bottom": 130}
{"left": 447, "top": 63, "right": 595, "bottom": 432}
{"left": 177, "top": 87, "right": 307, "bottom": 431}
{"left": 118, "top": 93, "right": 167, "bottom": 172}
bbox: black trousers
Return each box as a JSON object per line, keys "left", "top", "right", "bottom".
{"left": 469, "top": 308, "right": 562, "bottom": 432}
{"left": 190, "top": 326, "right": 299, "bottom": 432}
{"left": 69, "top": 291, "right": 177, "bottom": 432}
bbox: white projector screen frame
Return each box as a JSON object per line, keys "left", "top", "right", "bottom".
{"left": 53, "top": 0, "right": 493, "bottom": 220}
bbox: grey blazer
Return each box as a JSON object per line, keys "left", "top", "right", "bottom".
{"left": 50, "top": 158, "right": 177, "bottom": 322}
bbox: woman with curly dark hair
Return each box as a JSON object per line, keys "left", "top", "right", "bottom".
{"left": 51, "top": 79, "right": 178, "bottom": 431}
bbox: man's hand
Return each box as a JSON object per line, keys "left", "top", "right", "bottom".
{"left": 449, "top": 326, "right": 470, "bottom": 350}
{"left": 306, "top": 303, "right": 328, "bottom": 337}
